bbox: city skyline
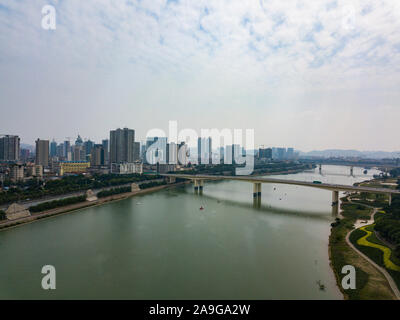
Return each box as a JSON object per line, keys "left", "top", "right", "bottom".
{"left": 1, "top": 1, "right": 400, "bottom": 151}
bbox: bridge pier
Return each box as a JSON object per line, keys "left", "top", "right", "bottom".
{"left": 332, "top": 190, "right": 339, "bottom": 205}
{"left": 389, "top": 193, "right": 392, "bottom": 206}
{"left": 253, "top": 183, "right": 261, "bottom": 198}
{"left": 167, "top": 176, "right": 176, "bottom": 184}
{"left": 253, "top": 195, "right": 261, "bottom": 208}
{"left": 350, "top": 166, "right": 354, "bottom": 176}
{"left": 332, "top": 190, "right": 339, "bottom": 216}
{"left": 194, "top": 179, "right": 199, "bottom": 193}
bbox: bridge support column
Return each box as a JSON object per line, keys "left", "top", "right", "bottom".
{"left": 194, "top": 179, "right": 199, "bottom": 193}
{"left": 332, "top": 190, "right": 339, "bottom": 216}
{"left": 199, "top": 180, "right": 204, "bottom": 195}
{"left": 389, "top": 193, "right": 392, "bottom": 206}
{"left": 332, "top": 190, "right": 339, "bottom": 205}
{"left": 167, "top": 176, "right": 176, "bottom": 184}
{"left": 350, "top": 166, "right": 354, "bottom": 176}
{"left": 253, "top": 183, "right": 261, "bottom": 198}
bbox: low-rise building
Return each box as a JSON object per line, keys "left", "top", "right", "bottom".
{"left": 60, "top": 161, "right": 90, "bottom": 176}
{"left": 26, "top": 164, "right": 43, "bottom": 178}
{"left": 111, "top": 162, "right": 143, "bottom": 174}
{"left": 10, "top": 164, "right": 24, "bottom": 182}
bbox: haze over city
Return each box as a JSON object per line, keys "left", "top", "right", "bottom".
{"left": 1, "top": 0, "right": 400, "bottom": 151}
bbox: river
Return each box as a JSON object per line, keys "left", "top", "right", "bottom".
{"left": 0, "top": 165, "right": 380, "bottom": 299}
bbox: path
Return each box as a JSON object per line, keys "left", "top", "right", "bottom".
{"left": 345, "top": 203, "right": 400, "bottom": 299}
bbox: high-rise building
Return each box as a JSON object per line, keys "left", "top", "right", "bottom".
{"left": 50, "top": 139, "right": 57, "bottom": 158}
{"left": 133, "top": 142, "right": 140, "bottom": 162}
{"left": 56, "top": 144, "right": 64, "bottom": 158}
{"left": 72, "top": 145, "right": 85, "bottom": 161}
{"left": 259, "top": 148, "right": 272, "bottom": 159}
{"left": 225, "top": 144, "right": 241, "bottom": 164}
{"left": 145, "top": 137, "right": 167, "bottom": 164}
{"left": 63, "top": 140, "right": 71, "bottom": 158}
{"left": 91, "top": 144, "right": 105, "bottom": 166}
{"left": 178, "top": 142, "right": 188, "bottom": 166}
{"left": 277, "top": 148, "right": 286, "bottom": 160}
{"left": 84, "top": 140, "right": 94, "bottom": 156}
{"left": 197, "top": 137, "right": 212, "bottom": 164}
{"left": 35, "top": 139, "right": 49, "bottom": 167}
{"left": 167, "top": 142, "right": 177, "bottom": 164}
{"left": 287, "top": 148, "right": 294, "bottom": 159}
{"left": 20, "top": 148, "right": 31, "bottom": 162}
{"left": 102, "top": 139, "right": 109, "bottom": 165}
{"left": 110, "top": 128, "right": 135, "bottom": 164}
{"left": 144, "top": 137, "right": 157, "bottom": 164}
{"left": 0, "top": 135, "right": 20, "bottom": 161}
{"left": 75, "top": 135, "right": 83, "bottom": 146}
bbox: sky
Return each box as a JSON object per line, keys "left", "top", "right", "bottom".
{"left": 0, "top": 0, "right": 400, "bottom": 151}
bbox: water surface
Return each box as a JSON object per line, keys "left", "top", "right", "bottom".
{"left": 0, "top": 165, "right": 379, "bottom": 299}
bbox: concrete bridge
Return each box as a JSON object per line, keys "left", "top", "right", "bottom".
{"left": 162, "top": 174, "right": 400, "bottom": 211}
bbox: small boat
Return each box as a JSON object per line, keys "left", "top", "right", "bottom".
{"left": 199, "top": 206, "right": 204, "bottom": 210}
{"left": 316, "top": 280, "right": 325, "bottom": 291}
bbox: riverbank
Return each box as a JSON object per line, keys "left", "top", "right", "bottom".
{"left": 329, "top": 186, "right": 398, "bottom": 299}
{"left": 0, "top": 181, "right": 189, "bottom": 231}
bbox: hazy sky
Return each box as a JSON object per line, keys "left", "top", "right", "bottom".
{"left": 1, "top": 0, "right": 400, "bottom": 151}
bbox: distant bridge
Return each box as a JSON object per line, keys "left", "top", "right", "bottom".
{"left": 161, "top": 174, "right": 400, "bottom": 212}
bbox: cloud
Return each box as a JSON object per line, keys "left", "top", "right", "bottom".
{"left": 0, "top": 0, "right": 399, "bottom": 151}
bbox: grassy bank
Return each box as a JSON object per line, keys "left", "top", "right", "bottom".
{"left": 329, "top": 200, "right": 396, "bottom": 299}
{"left": 349, "top": 224, "right": 400, "bottom": 292}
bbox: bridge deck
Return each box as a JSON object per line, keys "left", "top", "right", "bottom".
{"left": 162, "top": 174, "right": 400, "bottom": 195}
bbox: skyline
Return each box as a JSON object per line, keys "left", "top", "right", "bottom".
{"left": 1, "top": 1, "right": 400, "bottom": 151}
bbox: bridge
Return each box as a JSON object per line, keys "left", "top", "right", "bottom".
{"left": 161, "top": 174, "right": 400, "bottom": 212}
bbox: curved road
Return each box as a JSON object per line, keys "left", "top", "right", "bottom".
{"left": 345, "top": 204, "right": 400, "bottom": 300}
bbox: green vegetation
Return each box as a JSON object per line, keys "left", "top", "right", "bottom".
{"left": 139, "top": 181, "right": 167, "bottom": 189}
{"left": 97, "top": 187, "right": 131, "bottom": 198}
{"left": 332, "top": 178, "right": 400, "bottom": 298}
{"left": 0, "top": 173, "right": 160, "bottom": 205}
{"left": 374, "top": 194, "right": 400, "bottom": 260}
{"left": 29, "top": 195, "right": 87, "bottom": 213}
{"left": 329, "top": 202, "right": 373, "bottom": 299}
{"left": 389, "top": 168, "right": 400, "bottom": 179}
{"left": 350, "top": 224, "right": 400, "bottom": 291}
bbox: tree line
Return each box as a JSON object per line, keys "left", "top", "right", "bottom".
{"left": 0, "top": 173, "right": 160, "bottom": 205}
{"left": 29, "top": 195, "right": 87, "bottom": 213}
{"left": 375, "top": 194, "right": 400, "bottom": 259}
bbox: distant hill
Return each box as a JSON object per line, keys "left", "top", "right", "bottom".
{"left": 299, "top": 149, "right": 400, "bottom": 159}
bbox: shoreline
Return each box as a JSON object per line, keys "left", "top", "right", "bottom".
{"left": 0, "top": 181, "right": 190, "bottom": 231}
{"left": 328, "top": 180, "right": 398, "bottom": 300}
